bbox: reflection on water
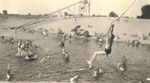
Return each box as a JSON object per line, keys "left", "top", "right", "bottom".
{"left": 0, "top": 34, "right": 150, "bottom": 83}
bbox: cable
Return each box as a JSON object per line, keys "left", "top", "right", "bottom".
{"left": 111, "top": 0, "right": 137, "bottom": 25}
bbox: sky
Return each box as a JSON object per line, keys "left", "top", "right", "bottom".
{"left": 0, "top": 0, "right": 149, "bottom": 17}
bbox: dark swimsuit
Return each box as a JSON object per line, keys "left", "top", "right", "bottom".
{"left": 105, "top": 48, "right": 111, "bottom": 55}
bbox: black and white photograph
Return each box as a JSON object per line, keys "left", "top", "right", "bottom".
{"left": 0, "top": 0, "right": 150, "bottom": 83}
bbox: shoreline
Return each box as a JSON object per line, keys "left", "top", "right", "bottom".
{"left": 1, "top": 28, "right": 150, "bottom": 45}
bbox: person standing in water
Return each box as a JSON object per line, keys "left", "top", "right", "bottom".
{"left": 59, "top": 40, "right": 65, "bottom": 48}
{"left": 87, "top": 24, "right": 115, "bottom": 68}
{"left": 6, "top": 62, "right": 11, "bottom": 81}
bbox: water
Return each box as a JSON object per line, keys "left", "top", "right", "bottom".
{"left": 0, "top": 31, "right": 150, "bottom": 83}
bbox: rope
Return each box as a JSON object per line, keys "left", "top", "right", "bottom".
{"left": 111, "top": 0, "right": 137, "bottom": 25}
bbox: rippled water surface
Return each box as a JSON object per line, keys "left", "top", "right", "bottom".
{"left": 0, "top": 31, "right": 150, "bottom": 83}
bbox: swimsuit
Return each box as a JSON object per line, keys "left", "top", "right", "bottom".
{"left": 105, "top": 48, "right": 111, "bottom": 55}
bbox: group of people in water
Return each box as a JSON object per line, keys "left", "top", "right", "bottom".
{"left": 16, "top": 39, "right": 37, "bottom": 60}
{"left": 0, "top": 38, "right": 38, "bottom": 81}
{"left": 57, "top": 22, "right": 127, "bottom": 81}
{"left": 58, "top": 33, "right": 72, "bottom": 62}
{"left": 0, "top": 19, "right": 128, "bottom": 82}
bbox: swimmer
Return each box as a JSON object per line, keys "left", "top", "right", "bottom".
{"left": 16, "top": 39, "right": 24, "bottom": 56}
{"left": 10, "top": 37, "right": 14, "bottom": 44}
{"left": 118, "top": 56, "right": 127, "bottom": 72}
{"left": 62, "top": 48, "right": 66, "bottom": 55}
{"left": 42, "top": 30, "right": 48, "bottom": 36}
{"left": 69, "top": 34, "right": 72, "bottom": 43}
{"left": 17, "top": 41, "right": 21, "bottom": 56}
{"left": 59, "top": 40, "right": 65, "bottom": 48}
{"left": 64, "top": 52, "right": 69, "bottom": 61}
{"left": 118, "top": 63, "right": 125, "bottom": 72}
{"left": 69, "top": 34, "right": 72, "bottom": 39}
{"left": 20, "top": 42, "right": 26, "bottom": 56}
{"left": 25, "top": 50, "right": 37, "bottom": 60}
{"left": 18, "top": 39, "right": 22, "bottom": 47}
{"left": 87, "top": 24, "right": 115, "bottom": 68}
{"left": 63, "top": 34, "right": 67, "bottom": 40}
{"left": 25, "top": 54, "right": 38, "bottom": 60}
{"left": 6, "top": 62, "right": 11, "bottom": 81}
{"left": 93, "top": 67, "right": 103, "bottom": 78}
{"left": 99, "top": 38, "right": 104, "bottom": 48}
{"left": 6, "top": 70, "right": 11, "bottom": 81}
{"left": 70, "top": 74, "right": 79, "bottom": 83}
{"left": 61, "top": 48, "right": 69, "bottom": 61}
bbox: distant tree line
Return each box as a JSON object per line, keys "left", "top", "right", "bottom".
{"left": 109, "top": 11, "right": 118, "bottom": 17}
{"left": 2, "top": 10, "right": 8, "bottom": 14}
{"left": 137, "top": 4, "right": 150, "bottom": 19}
